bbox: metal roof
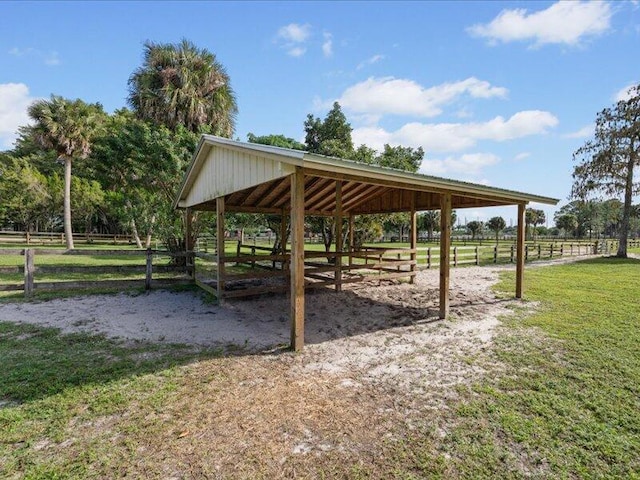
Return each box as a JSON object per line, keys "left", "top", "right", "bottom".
{"left": 175, "top": 135, "right": 559, "bottom": 214}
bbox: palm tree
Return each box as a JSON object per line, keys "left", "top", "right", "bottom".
{"left": 466, "top": 220, "right": 484, "bottom": 241}
{"left": 418, "top": 211, "right": 439, "bottom": 242}
{"left": 526, "top": 208, "right": 546, "bottom": 242}
{"left": 128, "top": 39, "right": 237, "bottom": 135}
{"left": 487, "top": 216, "right": 506, "bottom": 245}
{"left": 28, "top": 96, "right": 104, "bottom": 249}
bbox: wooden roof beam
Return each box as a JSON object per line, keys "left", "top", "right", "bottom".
{"left": 342, "top": 185, "right": 392, "bottom": 212}
{"left": 304, "top": 179, "right": 338, "bottom": 210}
{"left": 255, "top": 177, "right": 291, "bottom": 208}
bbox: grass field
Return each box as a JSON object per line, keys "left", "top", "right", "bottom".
{"left": 407, "top": 257, "right": 640, "bottom": 478}
{"left": 1, "top": 257, "right": 638, "bottom": 477}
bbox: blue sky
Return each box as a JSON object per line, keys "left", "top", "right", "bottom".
{"left": 1, "top": 1, "right": 639, "bottom": 226}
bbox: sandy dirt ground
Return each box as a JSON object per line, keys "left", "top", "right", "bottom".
{"left": 0, "top": 256, "right": 601, "bottom": 477}
{"left": 0, "top": 257, "right": 593, "bottom": 401}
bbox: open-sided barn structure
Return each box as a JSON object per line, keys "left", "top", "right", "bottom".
{"left": 175, "top": 135, "right": 558, "bottom": 351}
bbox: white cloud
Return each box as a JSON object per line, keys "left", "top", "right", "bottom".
{"left": 8, "top": 46, "right": 61, "bottom": 66}
{"left": 277, "top": 23, "right": 311, "bottom": 43}
{"left": 288, "top": 46, "right": 306, "bottom": 58}
{"left": 514, "top": 152, "right": 531, "bottom": 161}
{"left": 0, "top": 83, "right": 37, "bottom": 148}
{"left": 614, "top": 82, "right": 638, "bottom": 102}
{"left": 276, "top": 23, "right": 312, "bottom": 57}
{"left": 564, "top": 124, "right": 594, "bottom": 139}
{"left": 322, "top": 32, "right": 333, "bottom": 57}
{"left": 468, "top": 1, "right": 612, "bottom": 47}
{"left": 337, "top": 76, "right": 508, "bottom": 118}
{"left": 353, "top": 110, "right": 559, "bottom": 153}
{"left": 420, "top": 153, "right": 501, "bottom": 176}
{"left": 357, "top": 54, "right": 385, "bottom": 70}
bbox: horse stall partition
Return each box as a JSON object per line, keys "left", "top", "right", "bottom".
{"left": 194, "top": 244, "right": 417, "bottom": 301}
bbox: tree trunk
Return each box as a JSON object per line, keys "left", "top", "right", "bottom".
{"left": 616, "top": 157, "right": 635, "bottom": 258}
{"left": 144, "top": 214, "right": 156, "bottom": 249}
{"left": 130, "top": 219, "right": 144, "bottom": 249}
{"left": 85, "top": 218, "right": 91, "bottom": 243}
{"left": 63, "top": 157, "right": 74, "bottom": 250}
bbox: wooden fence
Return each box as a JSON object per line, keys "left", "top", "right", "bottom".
{"left": 192, "top": 243, "right": 417, "bottom": 300}
{"left": 2, "top": 238, "right": 637, "bottom": 299}
{"left": 419, "top": 240, "right": 629, "bottom": 268}
{"left": 0, "top": 248, "right": 191, "bottom": 297}
{"left": 190, "top": 238, "right": 636, "bottom": 300}
{"left": 0, "top": 231, "right": 134, "bottom": 246}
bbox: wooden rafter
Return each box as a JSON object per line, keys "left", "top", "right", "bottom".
{"left": 304, "top": 179, "right": 337, "bottom": 210}
{"left": 238, "top": 181, "right": 274, "bottom": 207}
{"left": 342, "top": 185, "right": 391, "bottom": 212}
{"left": 255, "top": 177, "right": 290, "bottom": 208}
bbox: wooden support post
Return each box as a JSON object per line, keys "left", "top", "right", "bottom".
{"left": 409, "top": 193, "right": 417, "bottom": 284}
{"left": 290, "top": 168, "right": 305, "bottom": 351}
{"left": 145, "top": 248, "right": 153, "bottom": 290}
{"left": 281, "top": 209, "right": 288, "bottom": 271}
{"left": 24, "top": 248, "right": 34, "bottom": 297}
{"left": 516, "top": 203, "right": 526, "bottom": 299}
{"left": 348, "top": 214, "right": 354, "bottom": 268}
{"left": 216, "top": 198, "right": 225, "bottom": 303}
{"left": 335, "top": 181, "right": 343, "bottom": 292}
{"left": 439, "top": 193, "right": 452, "bottom": 319}
{"left": 280, "top": 209, "right": 288, "bottom": 255}
{"left": 185, "top": 207, "right": 194, "bottom": 279}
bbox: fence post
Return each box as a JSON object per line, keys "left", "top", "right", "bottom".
{"left": 493, "top": 245, "right": 497, "bottom": 263}
{"left": 550, "top": 244, "right": 554, "bottom": 258}
{"left": 145, "top": 248, "right": 153, "bottom": 290}
{"left": 594, "top": 241, "right": 598, "bottom": 254}
{"left": 24, "top": 249, "right": 35, "bottom": 297}
{"left": 427, "top": 247, "right": 431, "bottom": 269}
{"left": 525, "top": 244, "right": 529, "bottom": 261}
{"left": 251, "top": 246, "right": 256, "bottom": 268}
{"left": 476, "top": 245, "right": 480, "bottom": 265}
{"left": 538, "top": 244, "right": 542, "bottom": 259}
{"left": 510, "top": 245, "right": 514, "bottom": 263}
{"left": 453, "top": 246, "right": 458, "bottom": 267}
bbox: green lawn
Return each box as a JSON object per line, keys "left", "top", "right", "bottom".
{"left": 1, "top": 257, "right": 638, "bottom": 477}
{"left": 404, "top": 257, "right": 640, "bottom": 478}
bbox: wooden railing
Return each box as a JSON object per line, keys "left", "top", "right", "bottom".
{"left": 192, "top": 244, "right": 417, "bottom": 300}
{"left": 419, "top": 240, "right": 624, "bottom": 269}
{"left": 0, "top": 231, "right": 134, "bottom": 245}
{"left": 0, "top": 248, "right": 191, "bottom": 297}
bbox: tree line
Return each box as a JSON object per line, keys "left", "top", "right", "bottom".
{"left": 1, "top": 39, "right": 638, "bottom": 256}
